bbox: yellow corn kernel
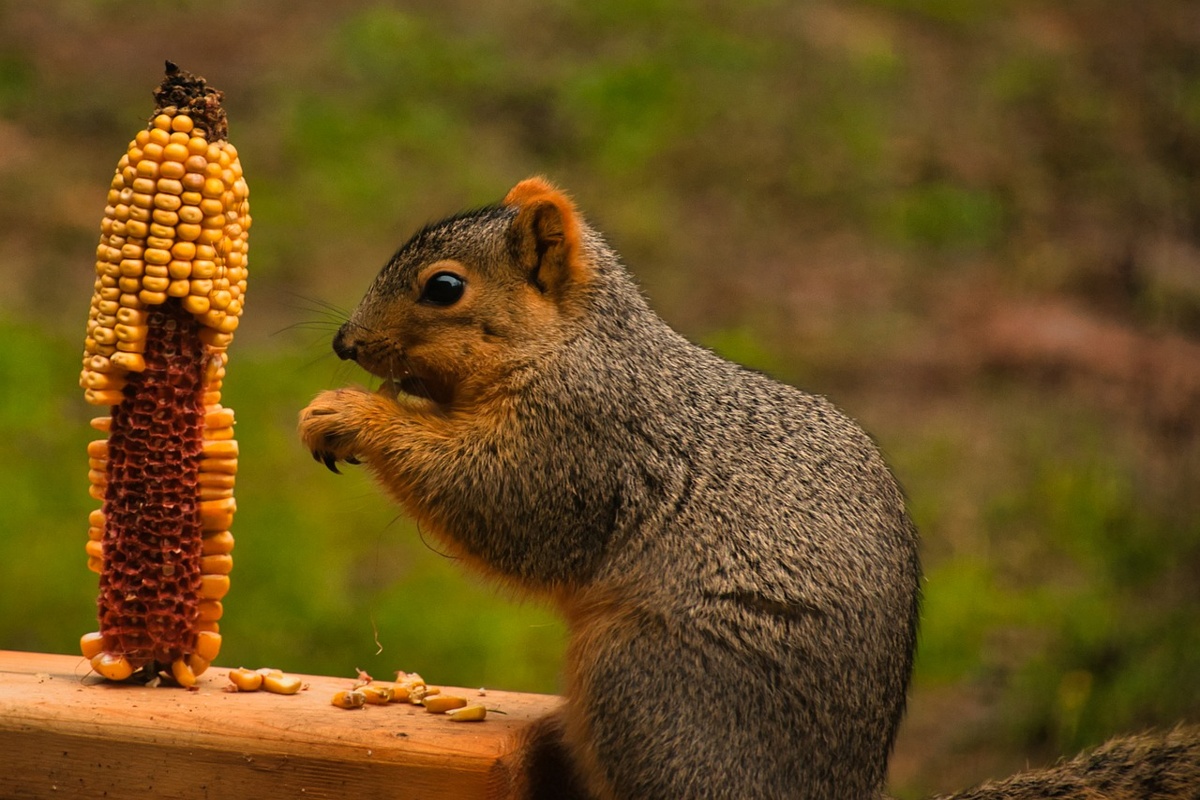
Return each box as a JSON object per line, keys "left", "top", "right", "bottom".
{"left": 408, "top": 683, "right": 434, "bottom": 704}
{"left": 86, "top": 389, "right": 125, "bottom": 406}
{"left": 360, "top": 685, "right": 394, "bottom": 705}
{"left": 423, "top": 695, "right": 469, "bottom": 714}
{"left": 82, "top": 371, "right": 125, "bottom": 391}
{"left": 80, "top": 631, "right": 106, "bottom": 659}
{"left": 198, "top": 574, "right": 230, "bottom": 600}
{"left": 198, "top": 472, "right": 234, "bottom": 489}
{"left": 228, "top": 667, "right": 263, "bottom": 691}
{"left": 202, "top": 427, "right": 234, "bottom": 442}
{"left": 200, "top": 554, "right": 233, "bottom": 575}
{"left": 446, "top": 704, "right": 488, "bottom": 722}
{"left": 197, "top": 600, "right": 223, "bottom": 621}
{"left": 110, "top": 352, "right": 146, "bottom": 373}
{"left": 200, "top": 498, "right": 236, "bottom": 531}
{"left": 201, "top": 530, "right": 235, "bottom": 555}
{"left": 193, "top": 629, "right": 222, "bottom": 662}
{"left": 202, "top": 439, "right": 238, "bottom": 459}
{"left": 91, "top": 652, "right": 134, "bottom": 681}
{"left": 196, "top": 482, "right": 231, "bottom": 501}
{"left": 171, "top": 657, "right": 198, "bottom": 688}
{"left": 262, "top": 673, "right": 302, "bottom": 695}
{"left": 332, "top": 690, "right": 366, "bottom": 709}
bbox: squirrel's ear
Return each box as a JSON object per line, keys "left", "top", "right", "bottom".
{"left": 505, "top": 177, "right": 586, "bottom": 295}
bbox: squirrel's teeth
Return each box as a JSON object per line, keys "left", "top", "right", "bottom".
{"left": 377, "top": 379, "right": 400, "bottom": 400}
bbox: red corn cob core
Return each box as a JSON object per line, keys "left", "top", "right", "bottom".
{"left": 98, "top": 300, "right": 205, "bottom": 668}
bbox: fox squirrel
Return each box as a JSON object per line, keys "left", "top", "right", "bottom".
{"left": 298, "top": 177, "right": 1198, "bottom": 799}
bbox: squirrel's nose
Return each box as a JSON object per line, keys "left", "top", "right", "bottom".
{"left": 332, "top": 324, "right": 358, "bottom": 362}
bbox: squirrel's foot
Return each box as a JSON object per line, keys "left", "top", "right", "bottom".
{"left": 298, "top": 388, "right": 380, "bottom": 473}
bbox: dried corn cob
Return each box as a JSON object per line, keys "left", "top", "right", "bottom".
{"left": 80, "top": 62, "right": 250, "bottom": 684}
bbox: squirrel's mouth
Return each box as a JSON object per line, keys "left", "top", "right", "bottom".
{"left": 378, "top": 374, "right": 454, "bottom": 407}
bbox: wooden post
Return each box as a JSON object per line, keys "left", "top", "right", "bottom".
{"left": 0, "top": 649, "right": 560, "bottom": 799}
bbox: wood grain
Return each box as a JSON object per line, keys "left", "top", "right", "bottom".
{"left": 0, "top": 649, "right": 561, "bottom": 799}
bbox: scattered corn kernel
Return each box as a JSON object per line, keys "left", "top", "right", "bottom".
{"left": 423, "top": 695, "right": 469, "bottom": 714}
{"left": 262, "top": 673, "right": 303, "bottom": 695}
{"left": 228, "top": 667, "right": 263, "bottom": 692}
{"left": 331, "top": 690, "right": 366, "bottom": 709}
{"left": 446, "top": 704, "right": 488, "bottom": 722}
{"left": 360, "top": 685, "right": 394, "bottom": 705}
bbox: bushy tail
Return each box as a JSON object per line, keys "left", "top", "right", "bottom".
{"left": 931, "top": 727, "right": 1200, "bottom": 800}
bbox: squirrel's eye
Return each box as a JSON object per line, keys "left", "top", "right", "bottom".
{"left": 420, "top": 272, "right": 466, "bottom": 307}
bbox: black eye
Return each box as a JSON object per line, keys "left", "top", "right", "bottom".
{"left": 419, "top": 272, "right": 466, "bottom": 306}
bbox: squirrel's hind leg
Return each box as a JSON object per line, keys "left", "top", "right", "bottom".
{"left": 494, "top": 709, "right": 594, "bottom": 800}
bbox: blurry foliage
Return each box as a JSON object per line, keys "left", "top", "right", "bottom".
{"left": 915, "top": 438, "right": 1200, "bottom": 753}
{"left": 0, "top": 0, "right": 1198, "bottom": 794}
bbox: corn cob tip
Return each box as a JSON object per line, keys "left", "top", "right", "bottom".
{"left": 153, "top": 62, "right": 227, "bottom": 141}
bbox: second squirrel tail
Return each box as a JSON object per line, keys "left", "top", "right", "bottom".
{"left": 925, "top": 726, "right": 1200, "bottom": 800}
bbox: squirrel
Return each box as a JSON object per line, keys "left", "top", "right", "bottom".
{"left": 298, "top": 177, "right": 1199, "bottom": 799}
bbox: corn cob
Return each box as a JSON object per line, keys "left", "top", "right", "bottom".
{"left": 79, "top": 62, "right": 250, "bottom": 685}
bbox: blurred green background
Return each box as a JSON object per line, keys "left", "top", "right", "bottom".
{"left": 1, "top": 1, "right": 1198, "bottom": 795}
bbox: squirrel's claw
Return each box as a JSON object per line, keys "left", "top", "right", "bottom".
{"left": 311, "top": 450, "right": 342, "bottom": 474}
{"left": 299, "top": 388, "right": 377, "bottom": 475}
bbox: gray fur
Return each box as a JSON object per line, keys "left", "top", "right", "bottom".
{"left": 302, "top": 192, "right": 1196, "bottom": 799}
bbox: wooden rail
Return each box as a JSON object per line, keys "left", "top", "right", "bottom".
{"left": 0, "top": 649, "right": 560, "bottom": 799}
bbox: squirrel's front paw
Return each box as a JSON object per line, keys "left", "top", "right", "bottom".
{"left": 298, "top": 388, "right": 378, "bottom": 473}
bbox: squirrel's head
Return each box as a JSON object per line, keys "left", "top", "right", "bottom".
{"left": 333, "top": 177, "right": 591, "bottom": 409}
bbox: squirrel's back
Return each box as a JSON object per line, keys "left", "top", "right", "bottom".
{"left": 523, "top": 235, "right": 921, "bottom": 795}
